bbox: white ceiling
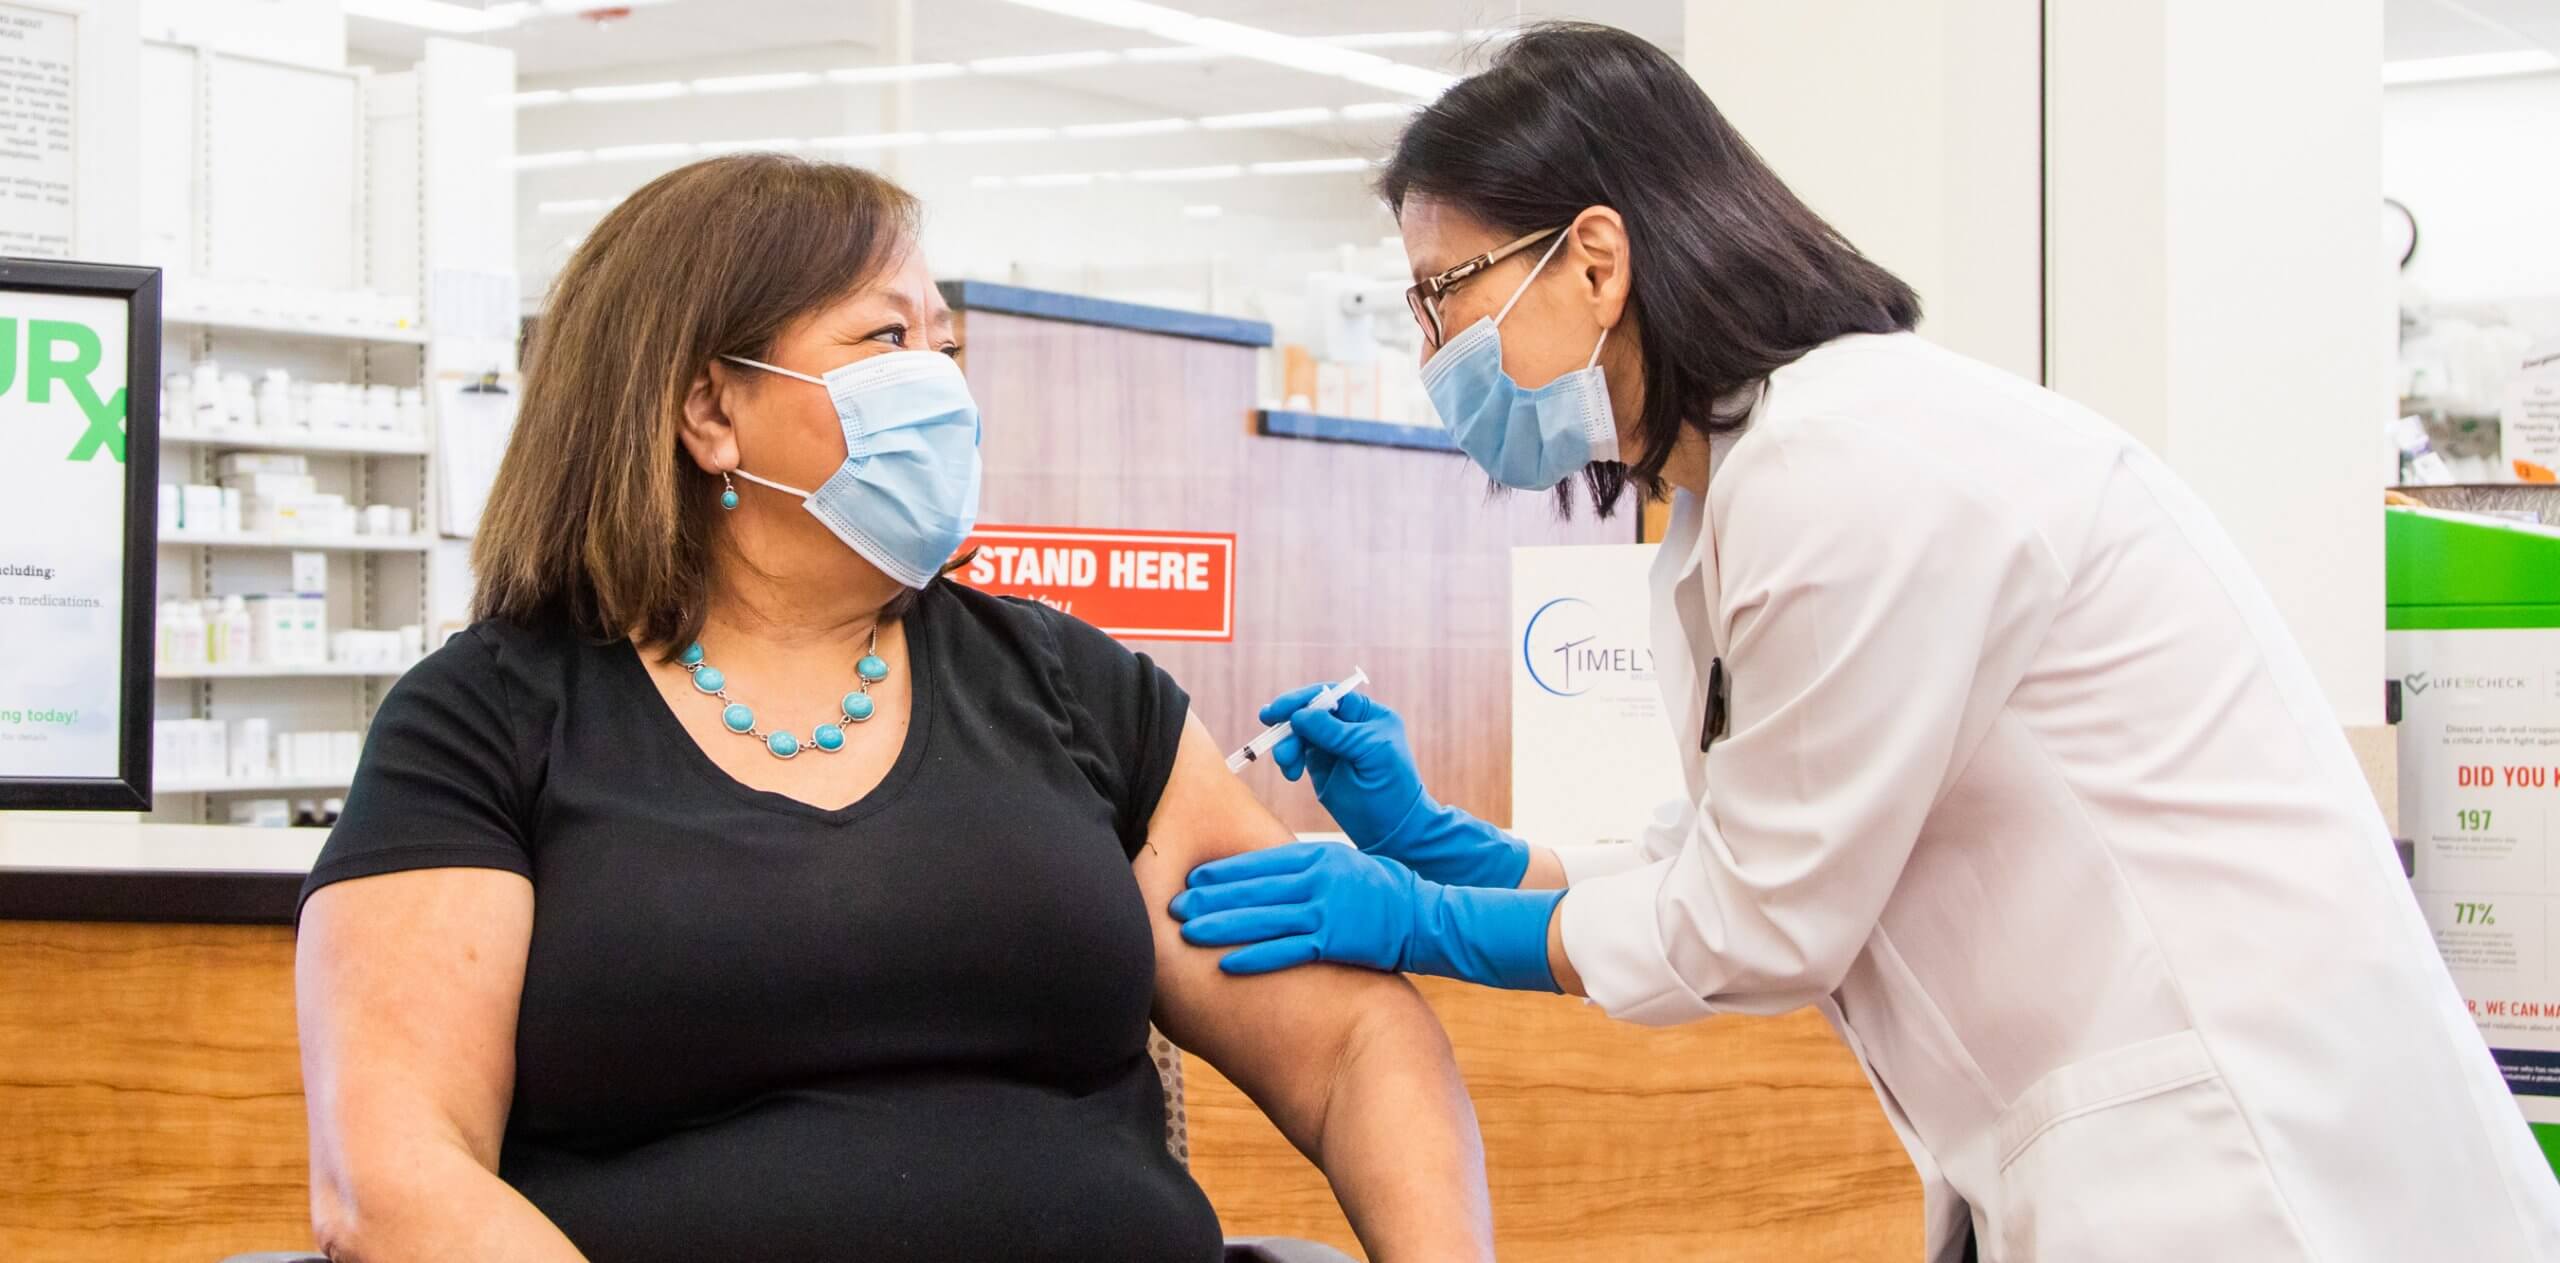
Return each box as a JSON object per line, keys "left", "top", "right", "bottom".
{"left": 2385, "top": 0, "right": 2560, "bottom": 61}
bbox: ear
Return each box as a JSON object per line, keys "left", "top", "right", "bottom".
{"left": 1566, "top": 206, "right": 1632, "bottom": 331}
{"left": 676, "top": 359, "right": 746, "bottom": 476}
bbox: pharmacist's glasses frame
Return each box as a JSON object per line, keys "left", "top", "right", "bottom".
{"left": 1405, "top": 227, "right": 1565, "bottom": 352}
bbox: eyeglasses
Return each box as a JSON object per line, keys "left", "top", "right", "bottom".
{"left": 1404, "top": 226, "right": 1567, "bottom": 352}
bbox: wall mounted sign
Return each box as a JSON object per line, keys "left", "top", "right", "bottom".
{"left": 0, "top": 257, "right": 159, "bottom": 808}
{"left": 953, "top": 524, "right": 1235, "bottom": 642}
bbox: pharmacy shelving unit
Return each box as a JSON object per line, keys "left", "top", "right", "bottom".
{"left": 139, "top": 38, "right": 520, "bottom": 823}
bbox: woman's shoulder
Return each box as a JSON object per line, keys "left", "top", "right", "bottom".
{"left": 391, "top": 616, "right": 601, "bottom": 722}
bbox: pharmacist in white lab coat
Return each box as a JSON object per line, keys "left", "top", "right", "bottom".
{"left": 1168, "top": 23, "right": 2560, "bottom": 1262}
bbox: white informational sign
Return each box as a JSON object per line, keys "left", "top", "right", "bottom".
{"left": 0, "top": 3, "right": 76, "bottom": 259}
{"left": 2504, "top": 342, "right": 2560, "bottom": 479}
{"left": 1511, "top": 544, "right": 1687, "bottom": 848}
{"left": 0, "top": 285, "right": 127, "bottom": 777}
{"left": 2394, "top": 626, "right": 2560, "bottom": 1123}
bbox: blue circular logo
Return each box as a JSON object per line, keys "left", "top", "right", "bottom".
{"left": 1523, "top": 597, "right": 1601, "bottom": 697}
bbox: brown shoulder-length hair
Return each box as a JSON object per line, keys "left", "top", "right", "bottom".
{"left": 472, "top": 154, "right": 920, "bottom": 651}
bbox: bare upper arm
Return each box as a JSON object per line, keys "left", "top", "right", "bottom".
{"left": 1135, "top": 715, "right": 1437, "bottom": 1142}
{"left": 297, "top": 867, "right": 535, "bottom": 1174}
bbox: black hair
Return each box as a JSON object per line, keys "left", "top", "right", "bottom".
{"left": 1382, "top": 22, "right": 1922, "bottom": 514}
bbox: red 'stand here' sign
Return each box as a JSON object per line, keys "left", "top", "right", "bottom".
{"left": 952, "top": 525, "right": 1236, "bottom": 642}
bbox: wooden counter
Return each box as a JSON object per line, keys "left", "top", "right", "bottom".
{"left": 0, "top": 915, "right": 1919, "bottom": 1262}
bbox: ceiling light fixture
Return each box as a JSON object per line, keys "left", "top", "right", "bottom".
{"left": 690, "top": 72, "right": 822, "bottom": 95}
{"left": 1339, "top": 101, "right": 1419, "bottom": 121}
{"left": 968, "top": 50, "right": 1121, "bottom": 74}
{"left": 1015, "top": 172, "right": 1103, "bottom": 187}
{"left": 936, "top": 126, "right": 1059, "bottom": 144}
{"left": 1062, "top": 117, "right": 1193, "bottom": 138}
{"left": 827, "top": 62, "right": 967, "bottom": 84}
{"left": 343, "top": 0, "right": 519, "bottom": 34}
{"left": 510, "top": 149, "right": 594, "bottom": 170}
{"left": 2382, "top": 49, "right": 2560, "bottom": 85}
{"left": 509, "top": 89, "right": 569, "bottom": 108}
{"left": 1249, "top": 157, "right": 1373, "bottom": 175}
{"left": 592, "top": 142, "right": 697, "bottom": 163}
{"left": 810, "top": 132, "right": 932, "bottom": 149}
{"left": 1131, "top": 163, "right": 1244, "bottom": 183}
{"left": 568, "top": 80, "right": 690, "bottom": 103}
{"left": 1199, "top": 107, "right": 1335, "bottom": 130}
{"left": 696, "top": 137, "right": 808, "bottom": 154}
{"left": 996, "top": 0, "right": 1455, "bottom": 98}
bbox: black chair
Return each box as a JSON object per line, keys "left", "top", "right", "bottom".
{"left": 220, "top": 1032, "right": 1358, "bottom": 1263}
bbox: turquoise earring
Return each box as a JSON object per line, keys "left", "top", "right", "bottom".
{"left": 720, "top": 469, "right": 741, "bottom": 511}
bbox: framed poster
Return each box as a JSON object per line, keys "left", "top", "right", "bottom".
{"left": 0, "top": 257, "right": 158, "bottom": 808}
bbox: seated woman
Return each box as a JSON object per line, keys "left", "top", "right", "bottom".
{"left": 293, "top": 154, "right": 1492, "bottom": 1263}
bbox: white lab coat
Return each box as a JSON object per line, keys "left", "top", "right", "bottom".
{"left": 1551, "top": 333, "right": 2560, "bottom": 1261}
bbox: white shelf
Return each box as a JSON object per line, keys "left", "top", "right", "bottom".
{"left": 162, "top": 425, "right": 429, "bottom": 457}
{"left": 157, "top": 660, "right": 415, "bottom": 681}
{"left": 166, "top": 308, "right": 430, "bottom": 345}
{"left": 155, "top": 775, "right": 351, "bottom": 797}
{"left": 159, "top": 530, "right": 434, "bottom": 553}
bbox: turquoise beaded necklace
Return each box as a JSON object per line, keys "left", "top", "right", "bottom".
{"left": 679, "top": 627, "right": 891, "bottom": 760}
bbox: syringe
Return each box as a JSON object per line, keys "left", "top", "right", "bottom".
{"left": 1227, "top": 667, "right": 1370, "bottom": 773}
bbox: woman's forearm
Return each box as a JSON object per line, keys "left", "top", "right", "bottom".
{"left": 1311, "top": 984, "right": 1496, "bottom": 1263}
{"left": 312, "top": 1141, "right": 587, "bottom": 1263}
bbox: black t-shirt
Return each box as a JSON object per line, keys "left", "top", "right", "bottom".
{"left": 301, "top": 581, "right": 1220, "bottom": 1262}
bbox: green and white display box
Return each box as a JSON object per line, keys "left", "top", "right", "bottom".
{"left": 2389, "top": 507, "right": 2560, "bottom": 1174}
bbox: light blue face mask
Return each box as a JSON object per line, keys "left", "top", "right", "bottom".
{"left": 720, "top": 349, "right": 983, "bottom": 589}
{"left": 1420, "top": 230, "right": 1619, "bottom": 490}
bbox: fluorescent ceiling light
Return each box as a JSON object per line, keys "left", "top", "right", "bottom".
{"left": 1063, "top": 117, "right": 1193, "bottom": 138}
{"left": 2382, "top": 49, "right": 2560, "bottom": 85}
{"left": 509, "top": 89, "right": 568, "bottom": 108}
{"left": 998, "top": 0, "right": 1456, "bottom": 98}
{"left": 811, "top": 132, "right": 931, "bottom": 149}
{"left": 1249, "top": 157, "right": 1372, "bottom": 175}
{"left": 691, "top": 72, "right": 822, "bottom": 95}
{"left": 1132, "top": 163, "right": 1244, "bottom": 182}
{"left": 593, "top": 142, "right": 697, "bottom": 162}
{"left": 1200, "top": 107, "right": 1334, "bottom": 130}
{"left": 510, "top": 149, "right": 592, "bottom": 170}
{"left": 1339, "top": 101, "right": 1419, "bottom": 121}
{"left": 969, "top": 50, "right": 1120, "bottom": 74}
{"left": 1014, "top": 171, "right": 1102, "bottom": 187}
{"left": 569, "top": 81, "right": 690, "bottom": 103}
{"left": 1183, "top": 205, "right": 1224, "bottom": 219}
{"left": 696, "top": 137, "right": 807, "bottom": 154}
{"left": 972, "top": 175, "right": 1010, "bottom": 189}
{"left": 343, "top": 0, "right": 518, "bottom": 34}
{"left": 1122, "top": 45, "right": 1223, "bottom": 63}
{"left": 536, "top": 198, "right": 607, "bottom": 216}
{"left": 828, "top": 62, "right": 967, "bottom": 84}
{"left": 937, "top": 127, "right": 1058, "bottom": 144}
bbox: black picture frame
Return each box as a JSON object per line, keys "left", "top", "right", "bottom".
{"left": 0, "top": 257, "right": 161, "bottom": 810}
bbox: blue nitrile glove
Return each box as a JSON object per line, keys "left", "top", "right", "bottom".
{"left": 1260, "top": 684, "right": 1531, "bottom": 889}
{"left": 1170, "top": 842, "right": 1564, "bottom": 992}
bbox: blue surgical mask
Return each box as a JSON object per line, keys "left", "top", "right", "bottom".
{"left": 1420, "top": 231, "right": 1619, "bottom": 490}
{"left": 721, "top": 349, "right": 983, "bottom": 589}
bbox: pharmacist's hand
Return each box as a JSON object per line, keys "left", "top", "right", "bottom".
{"left": 1259, "top": 687, "right": 1529, "bottom": 889}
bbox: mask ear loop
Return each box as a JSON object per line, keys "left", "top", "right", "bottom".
{"left": 720, "top": 353, "right": 825, "bottom": 385}
{"left": 730, "top": 467, "right": 813, "bottom": 499}
{"left": 1492, "top": 229, "right": 1575, "bottom": 330}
